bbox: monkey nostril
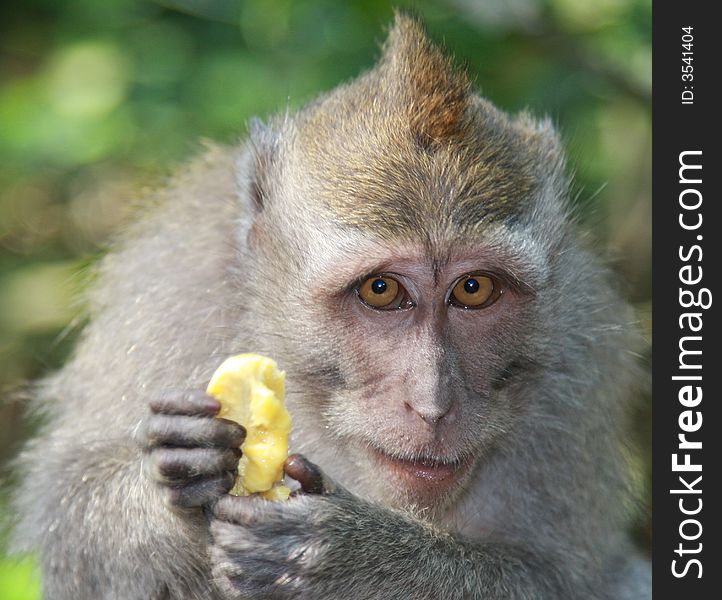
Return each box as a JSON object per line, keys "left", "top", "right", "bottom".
{"left": 421, "top": 413, "right": 442, "bottom": 426}
{"left": 404, "top": 401, "right": 449, "bottom": 427}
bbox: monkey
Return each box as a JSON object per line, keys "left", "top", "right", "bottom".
{"left": 10, "top": 13, "right": 651, "bottom": 600}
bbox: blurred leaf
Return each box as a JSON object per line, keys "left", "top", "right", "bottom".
{"left": 0, "top": 261, "right": 80, "bottom": 335}
{"left": 157, "top": 0, "right": 243, "bottom": 24}
{"left": 128, "top": 22, "right": 194, "bottom": 86}
{"left": 186, "top": 52, "right": 286, "bottom": 132}
{"left": 240, "top": 0, "right": 294, "bottom": 50}
{"left": 0, "top": 556, "right": 41, "bottom": 600}
{"left": 551, "top": 0, "right": 627, "bottom": 30}
{"left": 47, "top": 41, "right": 130, "bottom": 118}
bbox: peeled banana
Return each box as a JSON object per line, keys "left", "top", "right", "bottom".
{"left": 206, "top": 354, "right": 292, "bottom": 501}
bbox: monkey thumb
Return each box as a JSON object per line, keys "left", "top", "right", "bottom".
{"left": 284, "top": 454, "right": 338, "bottom": 496}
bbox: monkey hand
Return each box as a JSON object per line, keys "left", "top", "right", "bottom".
{"left": 142, "top": 389, "right": 246, "bottom": 509}
{"left": 209, "top": 454, "right": 418, "bottom": 600}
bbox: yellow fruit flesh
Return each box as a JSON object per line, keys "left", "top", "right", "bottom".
{"left": 206, "top": 354, "right": 291, "bottom": 501}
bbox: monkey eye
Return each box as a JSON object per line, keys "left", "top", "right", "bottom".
{"left": 357, "top": 275, "right": 413, "bottom": 310}
{"left": 449, "top": 274, "right": 501, "bottom": 309}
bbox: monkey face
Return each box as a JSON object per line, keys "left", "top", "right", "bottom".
{"left": 241, "top": 207, "right": 553, "bottom": 511}
{"left": 326, "top": 242, "right": 544, "bottom": 508}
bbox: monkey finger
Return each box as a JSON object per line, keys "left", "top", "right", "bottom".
{"left": 144, "top": 414, "right": 246, "bottom": 448}
{"left": 212, "top": 494, "right": 282, "bottom": 526}
{"left": 149, "top": 447, "right": 241, "bottom": 483}
{"left": 165, "top": 471, "right": 237, "bottom": 509}
{"left": 149, "top": 389, "right": 220, "bottom": 417}
{"left": 284, "top": 454, "right": 336, "bottom": 495}
{"left": 210, "top": 539, "right": 301, "bottom": 600}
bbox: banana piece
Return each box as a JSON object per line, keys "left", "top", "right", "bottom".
{"left": 206, "top": 354, "right": 292, "bottom": 501}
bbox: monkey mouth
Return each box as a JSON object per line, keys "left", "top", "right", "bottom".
{"left": 369, "top": 446, "right": 472, "bottom": 490}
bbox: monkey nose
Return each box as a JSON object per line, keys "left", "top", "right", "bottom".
{"left": 404, "top": 400, "right": 451, "bottom": 427}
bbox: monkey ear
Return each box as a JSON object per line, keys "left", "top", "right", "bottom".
{"left": 517, "top": 113, "right": 566, "bottom": 173}
{"left": 236, "top": 118, "right": 280, "bottom": 213}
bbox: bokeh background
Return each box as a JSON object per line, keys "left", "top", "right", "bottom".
{"left": 0, "top": 0, "right": 651, "bottom": 596}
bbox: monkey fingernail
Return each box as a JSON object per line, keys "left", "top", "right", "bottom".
{"left": 284, "top": 454, "right": 326, "bottom": 495}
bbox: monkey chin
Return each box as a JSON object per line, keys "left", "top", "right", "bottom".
{"left": 368, "top": 446, "right": 475, "bottom": 509}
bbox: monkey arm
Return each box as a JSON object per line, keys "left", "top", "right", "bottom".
{"left": 12, "top": 389, "right": 247, "bottom": 600}
{"left": 209, "top": 456, "right": 582, "bottom": 600}
{"left": 8, "top": 147, "right": 251, "bottom": 599}
{"left": 12, "top": 428, "right": 223, "bottom": 599}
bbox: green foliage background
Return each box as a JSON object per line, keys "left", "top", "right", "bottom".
{"left": 0, "top": 0, "right": 650, "bottom": 596}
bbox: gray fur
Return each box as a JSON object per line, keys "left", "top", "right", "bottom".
{"left": 11, "top": 14, "right": 649, "bottom": 600}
